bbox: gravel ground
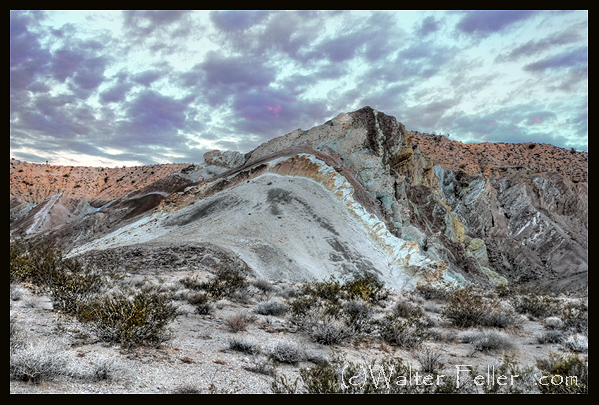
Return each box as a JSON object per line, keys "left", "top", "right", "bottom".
{"left": 10, "top": 273, "right": 584, "bottom": 394}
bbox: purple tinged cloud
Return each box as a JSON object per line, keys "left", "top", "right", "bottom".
{"left": 456, "top": 10, "right": 538, "bottom": 37}
{"left": 9, "top": 10, "right": 588, "bottom": 166}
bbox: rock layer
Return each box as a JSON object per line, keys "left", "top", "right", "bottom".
{"left": 9, "top": 107, "right": 587, "bottom": 293}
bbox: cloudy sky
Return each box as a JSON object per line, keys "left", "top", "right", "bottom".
{"left": 10, "top": 10, "right": 588, "bottom": 167}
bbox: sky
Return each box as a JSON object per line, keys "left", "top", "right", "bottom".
{"left": 10, "top": 10, "right": 588, "bottom": 167}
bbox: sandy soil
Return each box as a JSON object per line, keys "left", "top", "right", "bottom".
{"left": 10, "top": 269, "right": 582, "bottom": 394}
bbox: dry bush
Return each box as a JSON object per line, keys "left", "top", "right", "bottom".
{"left": 543, "top": 316, "right": 565, "bottom": 330}
{"left": 228, "top": 338, "right": 261, "bottom": 355}
{"left": 442, "top": 286, "right": 520, "bottom": 329}
{"left": 415, "top": 345, "right": 444, "bottom": 373}
{"left": 460, "top": 330, "right": 515, "bottom": 353}
{"left": 225, "top": 313, "right": 256, "bottom": 333}
{"left": 393, "top": 299, "right": 425, "bottom": 319}
{"left": 536, "top": 330, "right": 565, "bottom": 344}
{"left": 563, "top": 333, "right": 588, "bottom": 353}
{"left": 10, "top": 339, "right": 73, "bottom": 384}
{"left": 378, "top": 315, "right": 430, "bottom": 350}
{"left": 187, "top": 292, "right": 213, "bottom": 315}
{"left": 303, "top": 311, "right": 354, "bottom": 345}
{"left": 268, "top": 342, "right": 306, "bottom": 365}
{"left": 76, "top": 286, "right": 177, "bottom": 346}
{"left": 254, "top": 300, "right": 287, "bottom": 316}
{"left": 536, "top": 353, "right": 588, "bottom": 394}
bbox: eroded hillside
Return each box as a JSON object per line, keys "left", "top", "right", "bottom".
{"left": 9, "top": 107, "right": 588, "bottom": 293}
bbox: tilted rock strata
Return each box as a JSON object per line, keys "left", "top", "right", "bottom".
{"left": 9, "top": 107, "right": 587, "bottom": 292}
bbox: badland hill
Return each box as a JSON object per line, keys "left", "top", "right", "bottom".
{"left": 10, "top": 107, "right": 588, "bottom": 293}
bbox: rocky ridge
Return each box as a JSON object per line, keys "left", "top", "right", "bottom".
{"left": 9, "top": 107, "right": 588, "bottom": 293}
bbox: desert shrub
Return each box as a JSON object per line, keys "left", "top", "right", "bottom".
{"left": 287, "top": 276, "right": 385, "bottom": 337}
{"left": 10, "top": 241, "right": 104, "bottom": 315}
{"left": 254, "top": 300, "right": 287, "bottom": 316}
{"left": 252, "top": 278, "right": 276, "bottom": 296}
{"left": 378, "top": 315, "right": 430, "bottom": 349}
{"left": 560, "top": 300, "right": 588, "bottom": 333}
{"left": 480, "top": 354, "right": 538, "bottom": 394}
{"left": 10, "top": 339, "right": 73, "bottom": 384}
{"left": 268, "top": 342, "right": 306, "bottom": 365}
{"left": 47, "top": 258, "right": 103, "bottom": 314}
{"left": 536, "top": 330, "right": 565, "bottom": 344}
{"left": 543, "top": 316, "right": 565, "bottom": 330}
{"left": 187, "top": 292, "right": 213, "bottom": 315}
{"left": 172, "top": 384, "right": 203, "bottom": 394}
{"left": 441, "top": 286, "right": 487, "bottom": 327}
{"left": 342, "top": 299, "right": 374, "bottom": 333}
{"left": 185, "top": 266, "right": 250, "bottom": 300}
{"left": 244, "top": 356, "right": 276, "bottom": 376}
{"left": 76, "top": 287, "right": 177, "bottom": 346}
{"left": 10, "top": 240, "right": 62, "bottom": 286}
{"left": 562, "top": 333, "right": 588, "bottom": 353}
{"left": 536, "top": 353, "right": 588, "bottom": 394}
{"left": 442, "top": 286, "right": 519, "bottom": 329}
{"left": 414, "top": 281, "right": 452, "bottom": 300}
{"left": 416, "top": 345, "right": 444, "bottom": 373}
{"left": 303, "top": 312, "right": 354, "bottom": 345}
{"left": 393, "top": 299, "right": 425, "bottom": 319}
{"left": 287, "top": 294, "right": 319, "bottom": 319}
{"left": 224, "top": 313, "right": 256, "bottom": 333}
{"left": 228, "top": 338, "right": 261, "bottom": 355}
{"left": 342, "top": 275, "right": 388, "bottom": 304}
{"left": 511, "top": 294, "right": 561, "bottom": 319}
{"left": 271, "top": 353, "right": 465, "bottom": 394}
{"left": 179, "top": 276, "right": 204, "bottom": 290}
{"left": 428, "top": 328, "right": 457, "bottom": 343}
{"left": 461, "top": 330, "right": 514, "bottom": 353}
{"left": 480, "top": 302, "right": 522, "bottom": 329}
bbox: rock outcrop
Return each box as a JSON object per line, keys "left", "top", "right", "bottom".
{"left": 9, "top": 107, "right": 587, "bottom": 293}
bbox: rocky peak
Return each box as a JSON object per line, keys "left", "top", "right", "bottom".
{"left": 9, "top": 107, "right": 588, "bottom": 293}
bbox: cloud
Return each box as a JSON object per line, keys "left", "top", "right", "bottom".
{"left": 10, "top": 11, "right": 52, "bottom": 92}
{"left": 524, "top": 46, "right": 588, "bottom": 72}
{"left": 456, "top": 10, "right": 538, "bottom": 38}
{"left": 415, "top": 15, "right": 441, "bottom": 37}
{"left": 210, "top": 10, "right": 270, "bottom": 32}
{"left": 496, "top": 23, "right": 584, "bottom": 63}
{"left": 121, "top": 10, "right": 198, "bottom": 55}
{"left": 120, "top": 90, "right": 191, "bottom": 138}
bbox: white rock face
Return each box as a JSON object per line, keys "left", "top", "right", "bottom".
{"left": 71, "top": 152, "right": 450, "bottom": 289}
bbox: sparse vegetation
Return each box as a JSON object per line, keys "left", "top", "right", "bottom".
{"left": 442, "top": 285, "right": 520, "bottom": 329}
{"left": 460, "top": 330, "right": 515, "bottom": 353}
{"left": 228, "top": 338, "right": 261, "bottom": 355}
{"left": 268, "top": 342, "right": 306, "bottom": 365}
{"left": 378, "top": 314, "right": 430, "bottom": 349}
{"left": 253, "top": 300, "right": 287, "bottom": 316}
{"left": 76, "top": 287, "right": 177, "bottom": 346}
{"left": 224, "top": 313, "right": 256, "bottom": 333}
{"left": 536, "top": 353, "right": 588, "bottom": 394}
{"left": 9, "top": 240, "right": 589, "bottom": 394}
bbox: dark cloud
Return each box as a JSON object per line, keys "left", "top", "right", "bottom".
{"left": 210, "top": 10, "right": 270, "bottom": 32}
{"left": 9, "top": 10, "right": 588, "bottom": 165}
{"left": 121, "top": 10, "right": 198, "bottom": 55}
{"left": 456, "top": 10, "right": 538, "bottom": 38}
{"left": 133, "top": 69, "right": 164, "bottom": 87}
{"left": 496, "top": 23, "right": 584, "bottom": 63}
{"left": 122, "top": 10, "right": 190, "bottom": 37}
{"left": 185, "top": 52, "right": 277, "bottom": 107}
{"left": 10, "top": 11, "right": 52, "bottom": 92}
{"left": 524, "top": 46, "right": 587, "bottom": 72}
{"left": 415, "top": 15, "right": 441, "bottom": 37}
{"left": 120, "top": 90, "right": 191, "bottom": 139}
